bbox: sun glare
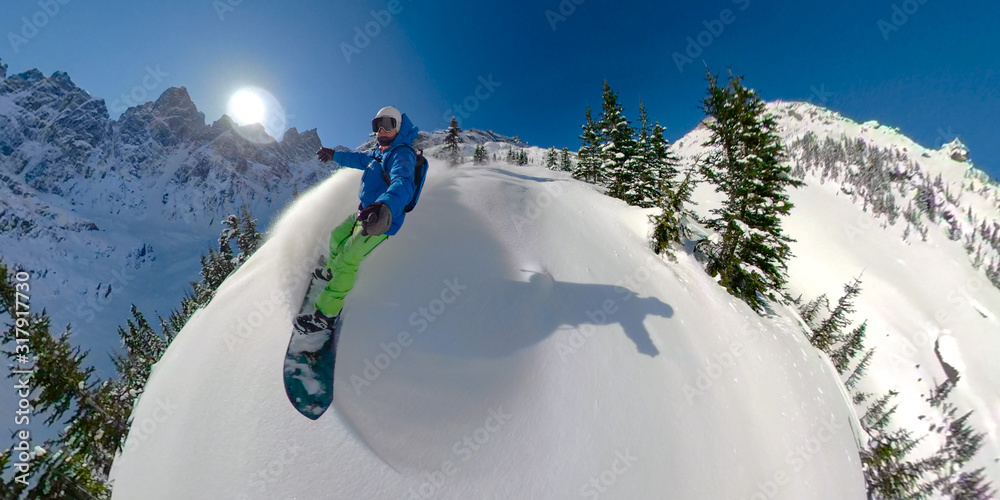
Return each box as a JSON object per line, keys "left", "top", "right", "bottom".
{"left": 228, "top": 89, "right": 267, "bottom": 126}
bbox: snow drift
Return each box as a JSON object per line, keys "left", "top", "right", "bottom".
{"left": 108, "top": 161, "right": 863, "bottom": 499}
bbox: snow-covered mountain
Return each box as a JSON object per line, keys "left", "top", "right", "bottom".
{"left": 0, "top": 68, "right": 309, "bottom": 356}
{"left": 675, "top": 100, "right": 1000, "bottom": 494}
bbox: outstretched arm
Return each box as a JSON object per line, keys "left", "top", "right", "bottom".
{"left": 333, "top": 150, "right": 374, "bottom": 170}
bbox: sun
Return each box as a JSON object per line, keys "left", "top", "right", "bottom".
{"left": 227, "top": 88, "right": 267, "bottom": 126}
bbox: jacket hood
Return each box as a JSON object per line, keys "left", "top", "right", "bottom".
{"left": 389, "top": 113, "right": 419, "bottom": 147}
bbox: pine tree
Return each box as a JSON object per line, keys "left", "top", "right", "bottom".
{"left": 111, "top": 306, "right": 168, "bottom": 410}
{"left": 560, "top": 147, "right": 572, "bottom": 172}
{"left": 811, "top": 275, "right": 863, "bottom": 353}
{"left": 861, "top": 390, "right": 900, "bottom": 431}
{"left": 798, "top": 293, "right": 829, "bottom": 331}
{"left": 443, "top": 116, "right": 462, "bottom": 166}
{"left": 0, "top": 207, "right": 268, "bottom": 497}
{"left": 575, "top": 105, "right": 603, "bottom": 184}
{"left": 652, "top": 165, "right": 698, "bottom": 254}
{"left": 515, "top": 150, "right": 528, "bottom": 166}
{"left": 648, "top": 120, "right": 680, "bottom": 195}
{"left": 597, "top": 81, "right": 638, "bottom": 203}
{"left": 831, "top": 321, "right": 868, "bottom": 374}
{"left": 846, "top": 347, "right": 876, "bottom": 391}
{"left": 694, "top": 70, "right": 805, "bottom": 313}
{"left": 861, "top": 428, "right": 929, "bottom": 500}
{"left": 545, "top": 147, "right": 559, "bottom": 169}
{"left": 0, "top": 262, "right": 115, "bottom": 498}
{"left": 631, "top": 100, "right": 660, "bottom": 208}
{"left": 922, "top": 380, "right": 996, "bottom": 498}
{"left": 473, "top": 145, "right": 489, "bottom": 165}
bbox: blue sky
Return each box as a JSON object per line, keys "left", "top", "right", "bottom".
{"left": 2, "top": 0, "right": 997, "bottom": 175}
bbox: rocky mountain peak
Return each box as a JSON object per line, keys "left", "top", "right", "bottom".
{"left": 942, "top": 137, "right": 970, "bottom": 162}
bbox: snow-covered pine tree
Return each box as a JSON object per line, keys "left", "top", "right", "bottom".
{"left": 922, "top": 380, "right": 995, "bottom": 497}
{"left": 694, "top": 70, "right": 805, "bottom": 313}
{"left": 187, "top": 208, "right": 262, "bottom": 313}
{"left": 630, "top": 100, "right": 660, "bottom": 208}
{"left": 597, "top": 81, "right": 637, "bottom": 203}
{"left": 652, "top": 165, "right": 698, "bottom": 254}
{"left": 0, "top": 262, "right": 116, "bottom": 498}
{"left": 560, "top": 147, "right": 573, "bottom": 172}
{"left": 649, "top": 114, "right": 689, "bottom": 254}
{"left": 846, "top": 347, "right": 876, "bottom": 394}
{"left": 811, "top": 275, "right": 863, "bottom": 353}
{"left": 648, "top": 120, "right": 680, "bottom": 192}
{"left": 575, "top": 105, "right": 603, "bottom": 184}
{"left": 861, "top": 390, "right": 900, "bottom": 431}
{"left": 545, "top": 146, "right": 559, "bottom": 169}
{"left": 443, "top": 117, "right": 462, "bottom": 166}
{"left": 515, "top": 150, "right": 529, "bottom": 166}
{"left": 798, "top": 293, "right": 829, "bottom": 331}
{"left": 473, "top": 145, "right": 489, "bottom": 165}
{"left": 830, "top": 321, "right": 867, "bottom": 374}
{"left": 861, "top": 427, "right": 929, "bottom": 499}
{"left": 113, "top": 306, "right": 168, "bottom": 403}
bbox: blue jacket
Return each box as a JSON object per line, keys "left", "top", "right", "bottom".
{"left": 332, "top": 113, "right": 419, "bottom": 236}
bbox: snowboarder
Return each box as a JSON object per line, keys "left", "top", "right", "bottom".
{"left": 294, "top": 106, "right": 421, "bottom": 335}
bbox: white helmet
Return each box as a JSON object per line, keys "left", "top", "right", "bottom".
{"left": 373, "top": 106, "right": 402, "bottom": 133}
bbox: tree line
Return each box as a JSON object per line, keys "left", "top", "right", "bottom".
{"left": 0, "top": 208, "right": 262, "bottom": 498}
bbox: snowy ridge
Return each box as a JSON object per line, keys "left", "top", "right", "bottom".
{"left": 109, "top": 161, "right": 864, "bottom": 499}
{"left": 0, "top": 64, "right": 335, "bottom": 360}
{"left": 675, "top": 100, "right": 1000, "bottom": 491}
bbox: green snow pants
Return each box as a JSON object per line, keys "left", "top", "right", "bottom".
{"left": 314, "top": 213, "right": 388, "bottom": 317}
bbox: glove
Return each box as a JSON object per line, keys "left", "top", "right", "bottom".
{"left": 358, "top": 202, "right": 391, "bottom": 236}
{"left": 317, "top": 147, "right": 336, "bottom": 163}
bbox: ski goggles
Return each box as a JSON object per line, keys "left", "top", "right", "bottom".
{"left": 371, "top": 116, "right": 398, "bottom": 133}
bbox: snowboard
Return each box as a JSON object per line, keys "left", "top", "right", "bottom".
{"left": 283, "top": 269, "right": 341, "bottom": 420}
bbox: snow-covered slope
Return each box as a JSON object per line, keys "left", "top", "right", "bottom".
{"left": 109, "top": 162, "right": 864, "bottom": 499}
{"left": 675, "top": 100, "right": 1000, "bottom": 490}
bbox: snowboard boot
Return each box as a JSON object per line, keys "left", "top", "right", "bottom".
{"left": 313, "top": 266, "right": 333, "bottom": 281}
{"left": 293, "top": 309, "right": 338, "bottom": 336}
